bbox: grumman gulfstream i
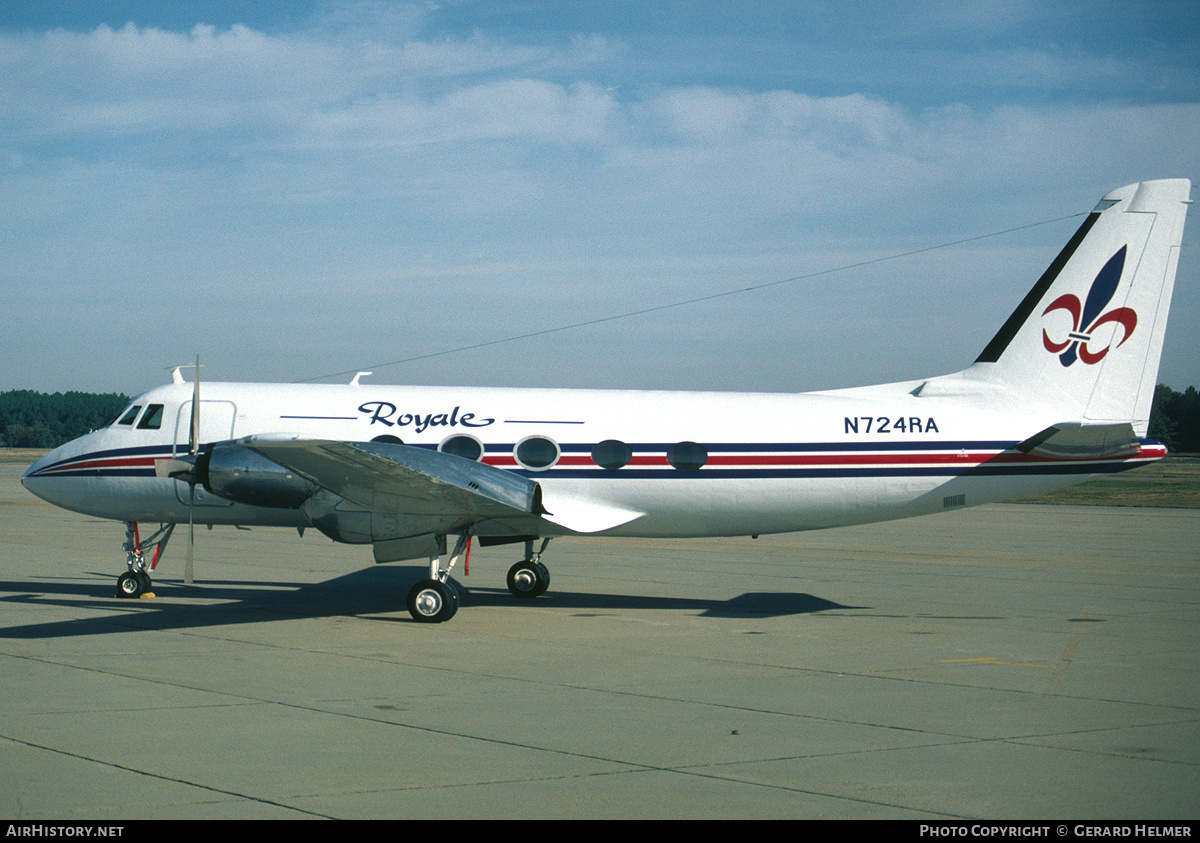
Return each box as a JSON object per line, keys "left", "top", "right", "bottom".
{"left": 22, "top": 179, "right": 1192, "bottom": 623}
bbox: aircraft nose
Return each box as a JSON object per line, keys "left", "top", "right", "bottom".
{"left": 22, "top": 448, "right": 64, "bottom": 503}
{"left": 20, "top": 431, "right": 167, "bottom": 520}
{"left": 21, "top": 439, "right": 101, "bottom": 513}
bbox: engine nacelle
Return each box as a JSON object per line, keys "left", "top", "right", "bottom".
{"left": 200, "top": 443, "right": 316, "bottom": 509}
{"left": 300, "top": 488, "right": 473, "bottom": 545}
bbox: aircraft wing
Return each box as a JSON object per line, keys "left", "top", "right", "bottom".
{"left": 235, "top": 436, "right": 643, "bottom": 540}
{"left": 240, "top": 435, "right": 543, "bottom": 521}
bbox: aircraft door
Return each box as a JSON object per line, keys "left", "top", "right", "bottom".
{"left": 174, "top": 400, "right": 237, "bottom": 507}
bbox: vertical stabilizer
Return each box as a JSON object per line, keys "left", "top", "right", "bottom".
{"left": 969, "top": 179, "right": 1190, "bottom": 434}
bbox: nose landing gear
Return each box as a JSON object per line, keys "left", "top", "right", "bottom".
{"left": 116, "top": 569, "right": 154, "bottom": 598}
{"left": 115, "top": 522, "right": 175, "bottom": 599}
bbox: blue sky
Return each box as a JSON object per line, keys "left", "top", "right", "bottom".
{"left": 2, "top": 1, "right": 1197, "bottom": 395}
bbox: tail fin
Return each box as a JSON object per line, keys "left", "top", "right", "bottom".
{"left": 970, "top": 179, "right": 1191, "bottom": 435}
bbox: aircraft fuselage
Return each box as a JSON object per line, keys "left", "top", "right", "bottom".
{"left": 22, "top": 378, "right": 1163, "bottom": 541}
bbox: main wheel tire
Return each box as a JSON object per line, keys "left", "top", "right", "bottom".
{"left": 116, "top": 571, "right": 144, "bottom": 598}
{"left": 507, "top": 560, "right": 549, "bottom": 598}
{"left": 407, "top": 579, "right": 459, "bottom": 623}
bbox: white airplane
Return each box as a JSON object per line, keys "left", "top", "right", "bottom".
{"left": 22, "top": 179, "right": 1191, "bottom": 623}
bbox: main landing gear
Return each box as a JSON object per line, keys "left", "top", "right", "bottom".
{"left": 110, "top": 523, "right": 557, "bottom": 621}
{"left": 116, "top": 522, "right": 175, "bottom": 598}
{"left": 406, "top": 533, "right": 468, "bottom": 623}
{"left": 406, "top": 535, "right": 554, "bottom": 623}
{"left": 506, "top": 538, "right": 552, "bottom": 599}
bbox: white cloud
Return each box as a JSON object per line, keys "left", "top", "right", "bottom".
{"left": 0, "top": 12, "right": 1196, "bottom": 394}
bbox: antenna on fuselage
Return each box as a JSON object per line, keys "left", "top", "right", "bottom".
{"left": 168, "top": 359, "right": 202, "bottom": 385}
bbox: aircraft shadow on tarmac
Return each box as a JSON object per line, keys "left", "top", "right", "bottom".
{"left": 0, "top": 565, "right": 860, "bottom": 639}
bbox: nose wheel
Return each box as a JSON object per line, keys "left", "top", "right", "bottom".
{"left": 116, "top": 570, "right": 153, "bottom": 598}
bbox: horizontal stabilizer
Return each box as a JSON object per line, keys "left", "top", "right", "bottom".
{"left": 1014, "top": 422, "right": 1141, "bottom": 460}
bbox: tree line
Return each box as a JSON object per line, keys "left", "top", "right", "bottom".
{"left": 0, "top": 390, "right": 129, "bottom": 449}
{"left": 0, "top": 385, "right": 1198, "bottom": 452}
{"left": 1149, "top": 384, "right": 1200, "bottom": 453}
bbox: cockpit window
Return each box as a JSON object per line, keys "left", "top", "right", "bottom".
{"left": 137, "top": 404, "right": 164, "bottom": 430}
{"left": 115, "top": 405, "right": 142, "bottom": 426}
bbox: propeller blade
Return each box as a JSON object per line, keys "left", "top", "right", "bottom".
{"left": 189, "top": 354, "right": 200, "bottom": 457}
{"left": 185, "top": 482, "right": 195, "bottom": 584}
{"left": 183, "top": 355, "right": 200, "bottom": 585}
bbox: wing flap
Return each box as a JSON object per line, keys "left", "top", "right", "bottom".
{"left": 538, "top": 490, "right": 644, "bottom": 533}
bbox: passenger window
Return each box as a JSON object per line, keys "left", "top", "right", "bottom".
{"left": 514, "top": 436, "right": 559, "bottom": 470}
{"left": 439, "top": 434, "right": 484, "bottom": 462}
{"left": 592, "top": 439, "right": 632, "bottom": 470}
{"left": 667, "top": 441, "right": 708, "bottom": 471}
{"left": 116, "top": 405, "right": 141, "bottom": 426}
{"left": 137, "top": 404, "right": 164, "bottom": 430}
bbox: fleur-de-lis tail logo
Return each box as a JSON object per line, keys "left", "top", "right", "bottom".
{"left": 1041, "top": 246, "right": 1137, "bottom": 366}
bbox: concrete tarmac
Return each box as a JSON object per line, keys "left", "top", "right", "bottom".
{"left": 1, "top": 463, "right": 1198, "bottom": 820}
